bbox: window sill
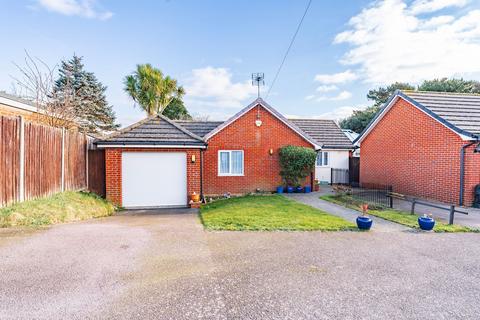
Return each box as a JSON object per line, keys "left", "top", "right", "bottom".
{"left": 218, "top": 174, "right": 244, "bottom": 177}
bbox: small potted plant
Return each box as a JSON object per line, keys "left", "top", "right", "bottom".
{"left": 418, "top": 214, "right": 435, "bottom": 231}
{"left": 191, "top": 192, "right": 200, "bottom": 203}
{"left": 356, "top": 203, "right": 373, "bottom": 230}
{"left": 314, "top": 179, "right": 320, "bottom": 192}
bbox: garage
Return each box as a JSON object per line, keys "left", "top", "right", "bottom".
{"left": 122, "top": 152, "right": 187, "bottom": 208}
{"left": 95, "top": 114, "right": 207, "bottom": 207}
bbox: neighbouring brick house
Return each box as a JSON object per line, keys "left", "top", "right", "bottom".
{"left": 355, "top": 90, "right": 480, "bottom": 206}
{"left": 96, "top": 98, "right": 353, "bottom": 208}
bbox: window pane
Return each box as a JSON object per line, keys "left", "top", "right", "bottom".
{"left": 316, "top": 152, "right": 322, "bottom": 166}
{"left": 324, "top": 152, "right": 329, "bottom": 166}
{"left": 231, "top": 151, "right": 243, "bottom": 174}
{"left": 220, "top": 152, "right": 230, "bottom": 174}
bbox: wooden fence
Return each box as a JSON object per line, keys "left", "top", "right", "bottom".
{"left": 0, "top": 115, "right": 105, "bottom": 207}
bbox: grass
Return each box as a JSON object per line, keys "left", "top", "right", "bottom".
{"left": 200, "top": 194, "right": 356, "bottom": 231}
{"left": 320, "top": 194, "right": 477, "bottom": 233}
{"left": 0, "top": 191, "right": 116, "bottom": 228}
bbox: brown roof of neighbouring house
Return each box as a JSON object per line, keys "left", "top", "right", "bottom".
{"left": 288, "top": 119, "right": 354, "bottom": 149}
{"left": 96, "top": 114, "right": 206, "bottom": 147}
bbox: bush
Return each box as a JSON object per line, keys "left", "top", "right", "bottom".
{"left": 279, "top": 145, "right": 316, "bottom": 186}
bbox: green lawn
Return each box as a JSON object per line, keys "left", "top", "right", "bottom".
{"left": 200, "top": 195, "right": 356, "bottom": 231}
{"left": 320, "top": 194, "right": 477, "bottom": 233}
{"left": 0, "top": 191, "right": 116, "bottom": 228}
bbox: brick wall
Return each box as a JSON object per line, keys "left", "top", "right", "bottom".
{"left": 203, "top": 104, "right": 314, "bottom": 196}
{"left": 105, "top": 148, "right": 201, "bottom": 207}
{"left": 360, "top": 97, "right": 480, "bottom": 205}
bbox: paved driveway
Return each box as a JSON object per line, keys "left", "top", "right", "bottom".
{"left": 1, "top": 210, "right": 480, "bottom": 319}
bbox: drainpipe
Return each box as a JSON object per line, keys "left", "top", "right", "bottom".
{"left": 459, "top": 141, "right": 477, "bottom": 206}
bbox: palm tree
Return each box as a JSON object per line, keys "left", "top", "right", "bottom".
{"left": 124, "top": 64, "right": 185, "bottom": 115}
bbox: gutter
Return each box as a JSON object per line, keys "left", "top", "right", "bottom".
{"left": 459, "top": 140, "right": 479, "bottom": 206}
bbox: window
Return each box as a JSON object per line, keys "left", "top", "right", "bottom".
{"left": 218, "top": 150, "right": 244, "bottom": 176}
{"left": 316, "top": 151, "right": 329, "bottom": 166}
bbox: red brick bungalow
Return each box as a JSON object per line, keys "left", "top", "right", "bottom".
{"left": 95, "top": 98, "right": 340, "bottom": 208}
{"left": 355, "top": 90, "right": 480, "bottom": 206}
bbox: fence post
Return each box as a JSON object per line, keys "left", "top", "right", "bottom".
{"left": 449, "top": 205, "right": 455, "bottom": 225}
{"left": 61, "top": 128, "right": 65, "bottom": 192}
{"left": 410, "top": 199, "right": 416, "bottom": 215}
{"left": 388, "top": 186, "right": 393, "bottom": 208}
{"left": 18, "top": 116, "right": 25, "bottom": 202}
{"left": 85, "top": 134, "right": 89, "bottom": 190}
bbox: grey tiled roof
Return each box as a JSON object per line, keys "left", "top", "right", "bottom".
{"left": 402, "top": 91, "right": 480, "bottom": 136}
{"left": 96, "top": 114, "right": 206, "bottom": 146}
{"left": 288, "top": 119, "right": 354, "bottom": 149}
{"left": 0, "top": 91, "right": 36, "bottom": 107}
{"left": 173, "top": 120, "right": 223, "bottom": 138}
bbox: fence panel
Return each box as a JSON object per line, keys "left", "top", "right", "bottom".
{"left": 64, "top": 130, "right": 87, "bottom": 191}
{"left": 349, "top": 157, "right": 360, "bottom": 186}
{"left": 88, "top": 149, "right": 105, "bottom": 197}
{"left": 24, "top": 122, "right": 63, "bottom": 200}
{"left": 331, "top": 168, "right": 349, "bottom": 185}
{"left": 0, "top": 116, "right": 20, "bottom": 206}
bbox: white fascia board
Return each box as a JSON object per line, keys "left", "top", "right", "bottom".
{"left": 0, "top": 96, "right": 43, "bottom": 114}
{"left": 96, "top": 144, "right": 207, "bottom": 149}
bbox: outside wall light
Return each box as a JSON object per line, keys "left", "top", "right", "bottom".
{"left": 269, "top": 148, "right": 274, "bottom": 155}
{"left": 191, "top": 154, "right": 196, "bottom": 163}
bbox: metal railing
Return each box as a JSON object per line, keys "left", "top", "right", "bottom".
{"left": 351, "top": 183, "right": 393, "bottom": 208}
{"left": 388, "top": 192, "right": 468, "bottom": 225}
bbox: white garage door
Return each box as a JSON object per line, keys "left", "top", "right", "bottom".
{"left": 122, "top": 152, "right": 187, "bottom": 208}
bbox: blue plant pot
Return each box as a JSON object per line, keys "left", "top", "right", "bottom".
{"left": 418, "top": 216, "right": 435, "bottom": 231}
{"left": 304, "top": 186, "right": 312, "bottom": 193}
{"left": 287, "top": 186, "right": 294, "bottom": 193}
{"left": 276, "top": 186, "right": 284, "bottom": 194}
{"left": 356, "top": 216, "right": 373, "bottom": 230}
{"left": 295, "top": 186, "right": 303, "bottom": 193}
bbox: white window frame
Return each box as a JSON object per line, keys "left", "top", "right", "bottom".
{"left": 218, "top": 150, "right": 244, "bottom": 176}
{"left": 316, "top": 151, "right": 329, "bottom": 167}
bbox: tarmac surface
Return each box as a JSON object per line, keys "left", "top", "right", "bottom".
{"left": 1, "top": 207, "right": 480, "bottom": 319}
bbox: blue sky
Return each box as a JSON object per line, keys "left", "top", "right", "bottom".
{"left": 1, "top": 0, "right": 480, "bottom": 127}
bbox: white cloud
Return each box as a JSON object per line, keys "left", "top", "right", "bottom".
{"left": 184, "top": 67, "right": 257, "bottom": 110}
{"left": 36, "top": 0, "right": 113, "bottom": 20}
{"left": 410, "top": 0, "right": 468, "bottom": 14}
{"left": 316, "top": 85, "right": 338, "bottom": 92}
{"left": 314, "top": 70, "right": 358, "bottom": 84}
{"left": 334, "top": 0, "right": 480, "bottom": 84}
{"left": 287, "top": 105, "right": 367, "bottom": 121}
{"left": 316, "top": 90, "right": 352, "bottom": 101}
{"left": 305, "top": 94, "right": 315, "bottom": 100}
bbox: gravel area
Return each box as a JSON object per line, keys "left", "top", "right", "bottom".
{"left": 1, "top": 209, "right": 480, "bottom": 319}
